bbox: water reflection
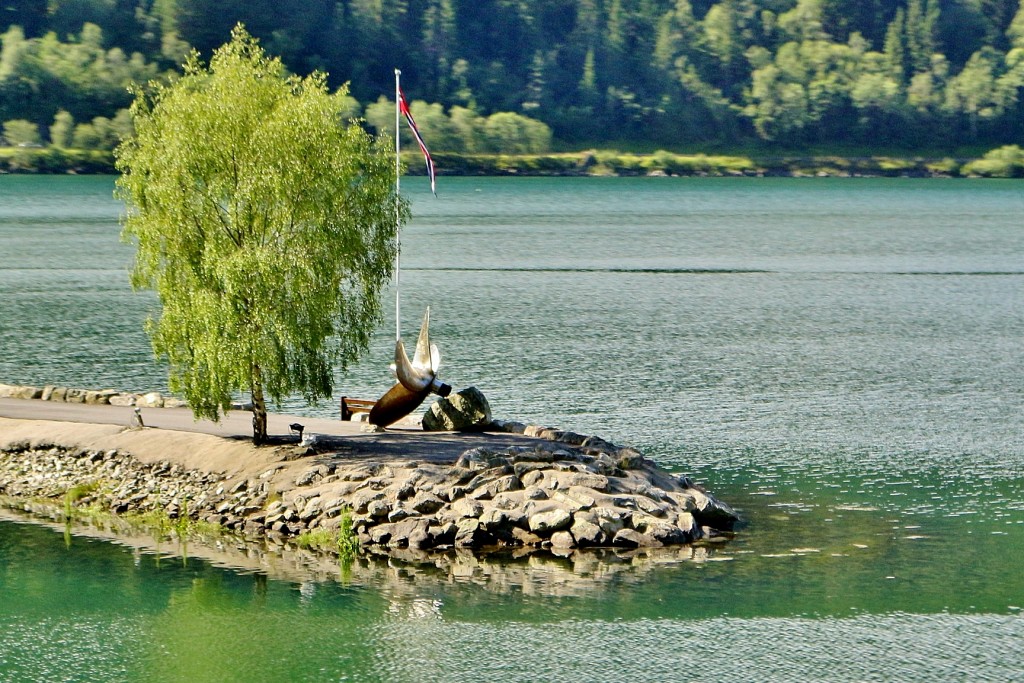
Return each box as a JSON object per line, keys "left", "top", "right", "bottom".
{"left": 0, "top": 510, "right": 734, "bottom": 600}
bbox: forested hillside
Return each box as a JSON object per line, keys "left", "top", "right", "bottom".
{"left": 3, "top": 0, "right": 1024, "bottom": 151}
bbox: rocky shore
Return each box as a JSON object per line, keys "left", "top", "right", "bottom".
{"left": 0, "top": 382, "right": 738, "bottom": 559}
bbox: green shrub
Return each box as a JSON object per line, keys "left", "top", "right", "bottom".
{"left": 961, "top": 145, "right": 1024, "bottom": 178}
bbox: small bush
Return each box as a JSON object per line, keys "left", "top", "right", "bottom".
{"left": 961, "top": 145, "right": 1024, "bottom": 178}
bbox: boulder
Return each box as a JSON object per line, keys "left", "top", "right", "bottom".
{"left": 84, "top": 390, "right": 118, "bottom": 405}
{"left": 4, "top": 384, "right": 43, "bottom": 399}
{"left": 528, "top": 508, "right": 572, "bottom": 534}
{"left": 454, "top": 518, "right": 484, "bottom": 547}
{"left": 612, "top": 528, "right": 659, "bottom": 548}
{"left": 569, "top": 518, "right": 605, "bottom": 547}
{"left": 422, "top": 387, "right": 492, "bottom": 431}
{"left": 550, "top": 530, "right": 576, "bottom": 548}
{"left": 479, "top": 508, "right": 509, "bottom": 530}
{"left": 140, "top": 392, "right": 164, "bottom": 408}
{"left": 409, "top": 491, "right": 445, "bottom": 514}
{"left": 690, "top": 490, "right": 739, "bottom": 531}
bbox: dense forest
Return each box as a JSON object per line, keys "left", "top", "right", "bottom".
{"left": 3, "top": 0, "right": 1024, "bottom": 152}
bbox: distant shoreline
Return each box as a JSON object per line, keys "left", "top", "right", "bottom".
{"left": 2, "top": 147, "right": 1017, "bottom": 178}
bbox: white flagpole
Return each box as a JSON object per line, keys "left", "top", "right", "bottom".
{"left": 394, "top": 68, "right": 402, "bottom": 343}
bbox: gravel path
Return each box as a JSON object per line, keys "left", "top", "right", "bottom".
{"left": 0, "top": 397, "right": 540, "bottom": 464}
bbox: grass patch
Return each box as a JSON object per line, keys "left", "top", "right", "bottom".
{"left": 64, "top": 481, "right": 102, "bottom": 520}
{"left": 295, "top": 508, "right": 360, "bottom": 560}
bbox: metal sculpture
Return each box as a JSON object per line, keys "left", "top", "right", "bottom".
{"left": 369, "top": 308, "right": 451, "bottom": 427}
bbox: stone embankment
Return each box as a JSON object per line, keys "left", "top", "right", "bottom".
{"left": 0, "top": 382, "right": 186, "bottom": 408}
{"left": 0, "top": 382, "right": 738, "bottom": 556}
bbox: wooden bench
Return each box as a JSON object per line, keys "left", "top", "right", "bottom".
{"left": 340, "top": 396, "right": 376, "bottom": 421}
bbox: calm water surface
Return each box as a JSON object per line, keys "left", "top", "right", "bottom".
{"left": 1, "top": 175, "right": 1023, "bottom": 681}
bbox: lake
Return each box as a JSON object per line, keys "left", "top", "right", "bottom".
{"left": 1, "top": 175, "right": 1023, "bottom": 681}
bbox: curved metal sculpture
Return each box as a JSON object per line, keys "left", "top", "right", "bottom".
{"left": 369, "top": 308, "right": 451, "bottom": 427}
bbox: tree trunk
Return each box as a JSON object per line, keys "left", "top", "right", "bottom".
{"left": 251, "top": 374, "right": 268, "bottom": 445}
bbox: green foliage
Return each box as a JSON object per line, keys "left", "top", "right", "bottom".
{"left": 364, "top": 95, "right": 551, "bottom": 153}
{"left": 483, "top": 112, "right": 552, "bottom": 153}
{"left": 961, "top": 144, "right": 1024, "bottom": 176}
{"left": 338, "top": 508, "right": 359, "bottom": 560}
{"left": 2, "top": 118, "right": 40, "bottom": 145}
{"left": 116, "top": 26, "right": 402, "bottom": 442}
{"left": 4, "top": 1, "right": 1024, "bottom": 151}
{"left": 0, "top": 146, "right": 115, "bottom": 172}
{"left": 295, "top": 508, "right": 359, "bottom": 560}
{"left": 64, "top": 481, "right": 102, "bottom": 519}
{"left": 49, "top": 110, "right": 74, "bottom": 147}
{"left": 0, "top": 23, "right": 161, "bottom": 126}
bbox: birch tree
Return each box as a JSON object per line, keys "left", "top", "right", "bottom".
{"left": 116, "top": 25, "right": 403, "bottom": 444}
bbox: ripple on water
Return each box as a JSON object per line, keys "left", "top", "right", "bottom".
{"left": 0, "top": 616, "right": 139, "bottom": 683}
{"left": 362, "top": 613, "right": 1024, "bottom": 683}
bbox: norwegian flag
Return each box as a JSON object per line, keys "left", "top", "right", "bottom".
{"left": 399, "top": 88, "right": 436, "bottom": 195}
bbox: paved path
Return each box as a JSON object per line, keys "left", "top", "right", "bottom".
{"left": 0, "top": 398, "right": 538, "bottom": 463}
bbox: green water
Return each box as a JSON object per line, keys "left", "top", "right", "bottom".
{"left": 1, "top": 175, "right": 1023, "bottom": 681}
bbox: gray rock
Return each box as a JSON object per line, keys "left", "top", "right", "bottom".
{"left": 550, "top": 530, "right": 576, "bottom": 548}
{"left": 490, "top": 419, "right": 527, "bottom": 433}
{"left": 519, "top": 469, "right": 545, "bottom": 487}
{"left": 479, "top": 508, "right": 509, "bottom": 530}
{"left": 645, "top": 521, "right": 690, "bottom": 545}
{"left": 352, "top": 490, "right": 385, "bottom": 514}
{"left": 570, "top": 472, "right": 609, "bottom": 491}
{"left": 612, "top": 528, "right": 658, "bottom": 548}
{"left": 528, "top": 508, "right": 572, "bottom": 534}
{"left": 454, "top": 518, "right": 483, "bottom": 547}
{"left": 570, "top": 518, "right": 605, "bottom": 546}
{"left": 410, "top": 491, "right": 444, "bottom": 514}
{"left": 691, "top": 492, "right": 739, "bottom": 531}
{"left": 407, "top": 523, "right": 431, "bottom": 550}
{"left": 428, "top": 522, "right": 457, "bottom": 546}
{"left": 563, "top": 486, "right": 597, "bottom": 509}
{"left": 389, "top": 518, "right": 429, "bottom": 548}
{"left": 367, "top": 499, "right": 392, "bottom": 518}
{"left": 617, "top": 448, "right": 646, "bottom": 470}
{"left": 589, "top": 506, "right": 626, "bottom": 536}
{"left": 14, "top": 385, "right": 42, "bottom": 399}
{"left": 555, "top": 431, "right": 587, "bottom": 446}
{"left": 636, "top": 496, "right": 668, "bottom": 517}
{"left": 511, "top": 526, "right": 543, "bottom": 546}
{"left": 491, "top": 492, "right": 518, "bottom": 510}
{"left": 469, "top": 474, "right": 521, "bottom": 500}
{"left": 453, "top": 449, "right": 508, "bottom": 471}
{"left": 676, "top": 512, "right": 698, "bottom": 535}
{"left": 85, "top": 390, "right": 118, "bottom": 405}
{"left": 422, "top": 387, "right": 492, "bottom": 431}
{"left": 369, "top": 523, "right": 395, "bottom": 545}
{"left": 523, "top": 486, "right": 547, "bottom": 501}
{"left": 140, "top": 392, "right": 164, "bottom": 408}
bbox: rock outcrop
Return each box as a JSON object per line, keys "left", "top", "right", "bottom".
{"left": 0, "top": 380, "right": 738, "bottom": 558}
{"left": 0, "top": 435, "right": 736, "bottom": 556}
{"left": 422, "top": 386, "right": 492, "bottom": 431}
